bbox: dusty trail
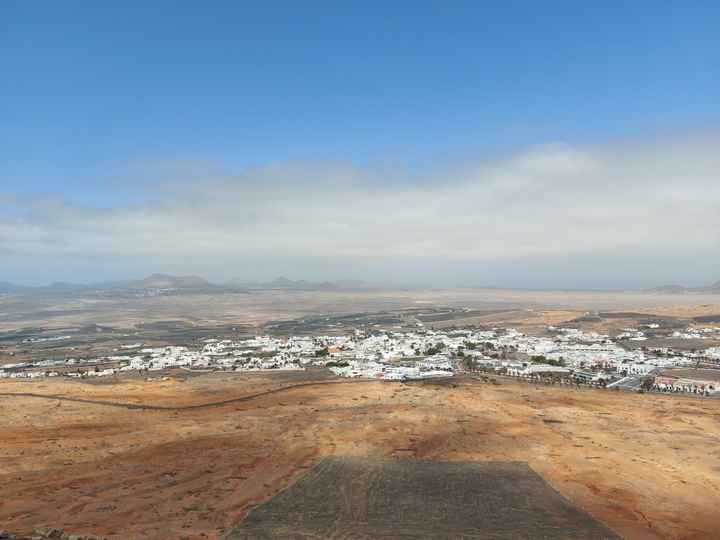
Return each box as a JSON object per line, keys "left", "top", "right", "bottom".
{"left": 0, "top": 378, "right": 379, "bottom": 411}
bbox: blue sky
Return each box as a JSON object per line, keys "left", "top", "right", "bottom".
{"left": 1, "top": 2, "right": 719, "bottom": 286}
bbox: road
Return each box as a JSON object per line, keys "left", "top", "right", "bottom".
{"left": 0, "top": 378, "right": 381, "bottom": 411}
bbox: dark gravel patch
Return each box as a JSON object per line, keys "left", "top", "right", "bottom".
{"left": 227, "top": 457, "right": 620, "bottom": 539}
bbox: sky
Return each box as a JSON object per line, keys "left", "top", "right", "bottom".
{"left": 1, "top": 1, "right": 719, "bottom": 288}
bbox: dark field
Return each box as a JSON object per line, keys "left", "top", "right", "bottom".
{"left": 598, "top": 312, "right": 676, "bottom": 320}
{"left": 0, "top": 322, "right": 257, "bottom": 365}
{"left": 228, "top": 457, "right": 620, "bottom": 540}
{"left": 694, "top": 314, "right": 720, "bottom": 323}
{"left": 265, "top": 311, "right": 405, "bottom": 334}
{"left": 414, "top": 308, "right": 514, "bottom": 322}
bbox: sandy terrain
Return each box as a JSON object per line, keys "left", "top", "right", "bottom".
{"left": 2, "top": 288, "right": 719, "bottom": 331}
{"left": 1, "top": 372, "right": 719, "bottom": 539}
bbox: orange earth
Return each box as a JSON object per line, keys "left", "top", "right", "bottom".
{"left": 1, "top": 371, "right": 718, "bottom": 539}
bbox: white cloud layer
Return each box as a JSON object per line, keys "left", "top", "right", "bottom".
{"left": 2, "top": 133, "right": 719, "bottom": 287}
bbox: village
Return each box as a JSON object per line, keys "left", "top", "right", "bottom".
{"left": 2, "top": 324, "right": 719, "bottom": 397}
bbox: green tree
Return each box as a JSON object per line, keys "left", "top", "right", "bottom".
{"left": 640, "top": 376, "right": 655, "bottom": 391}
{"left": 461, "top": 356, "right": 477, "bottom": 372}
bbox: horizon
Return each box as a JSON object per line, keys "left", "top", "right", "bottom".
{"left": 2, "top": 2, "right": 719, "bottom": 288}
{"left": 2, "top": 271, "right": 719, "bottom": 292}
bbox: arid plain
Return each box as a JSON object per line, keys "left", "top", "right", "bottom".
{"left": 2, "top": 289, "right": 720, "bottom": 539}
{"left": 1, "top": 372, "right": 719, "bottom": 539}
{"left": 3, "top": 287, "right": 720, "bottom": 333}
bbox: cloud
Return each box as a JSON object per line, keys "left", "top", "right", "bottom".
{"left": 1, "top": 133, "right": 719, "bottom": 286}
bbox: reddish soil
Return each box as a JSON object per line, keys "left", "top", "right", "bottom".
{"left": 1, "top": 373, "right": 719, "bottom": 539}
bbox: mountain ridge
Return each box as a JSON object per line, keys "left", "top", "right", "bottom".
{"left": 127, "top": 273, "right": 214, "bottom": 290}
{"left": 645, "top": 281, "right": 720, "bottom": 294}
{"left": 227, "top": 276, "right": 371, "bottom": 291}
{"left": 0, "top": 274, "right": 370, "bottom": 294}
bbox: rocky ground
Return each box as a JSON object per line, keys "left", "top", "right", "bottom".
{"left": 0, "top": 527, "right": 105, "bottom": 540}
{"left": 1, "top": 371, "right": 719, "bottom": 539}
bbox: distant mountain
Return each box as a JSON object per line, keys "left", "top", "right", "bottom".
{"left": 267, "top": 276, "right": 304, "bottom": 288}
{"left": 228, "top": 277, "right": 370, "bottom": 291}
{"left": 89, "top": 279, "right": 134, "bottom": 290}
{"left": 0, "top": 281, "right": 25, "bottom": 293}
{"left": 646, "top": 280, "right": 720, "bottom": 294}
{"left": 258, "top": 277, "right": 339, "bottom": 290}
{"left": 127, "top": 273, "right": 215, "bottom": 290}
{"left": 1, "top": 274, "right": 370, "bottom": 295}
{"left": 47, "top": 281, "right": 88, "bottom": 291}
{"left": 334, "top": 278, "right": 368, "bottom": 289}
{"left": 0, "top": 281, "right": 87, "bottom": 294}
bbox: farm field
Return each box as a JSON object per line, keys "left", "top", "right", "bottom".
{"left": 3, "top": 287, "right": 720, "bottom": 333}
{"left": 229, "top": 457, "right": 620, "bottom": 539}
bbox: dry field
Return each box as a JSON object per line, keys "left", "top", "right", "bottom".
{"left": 1, "top": 372, "right": 719, "bottom": 539}
{"left": 2, "top": 288, "right": 720, "bottom": 331}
